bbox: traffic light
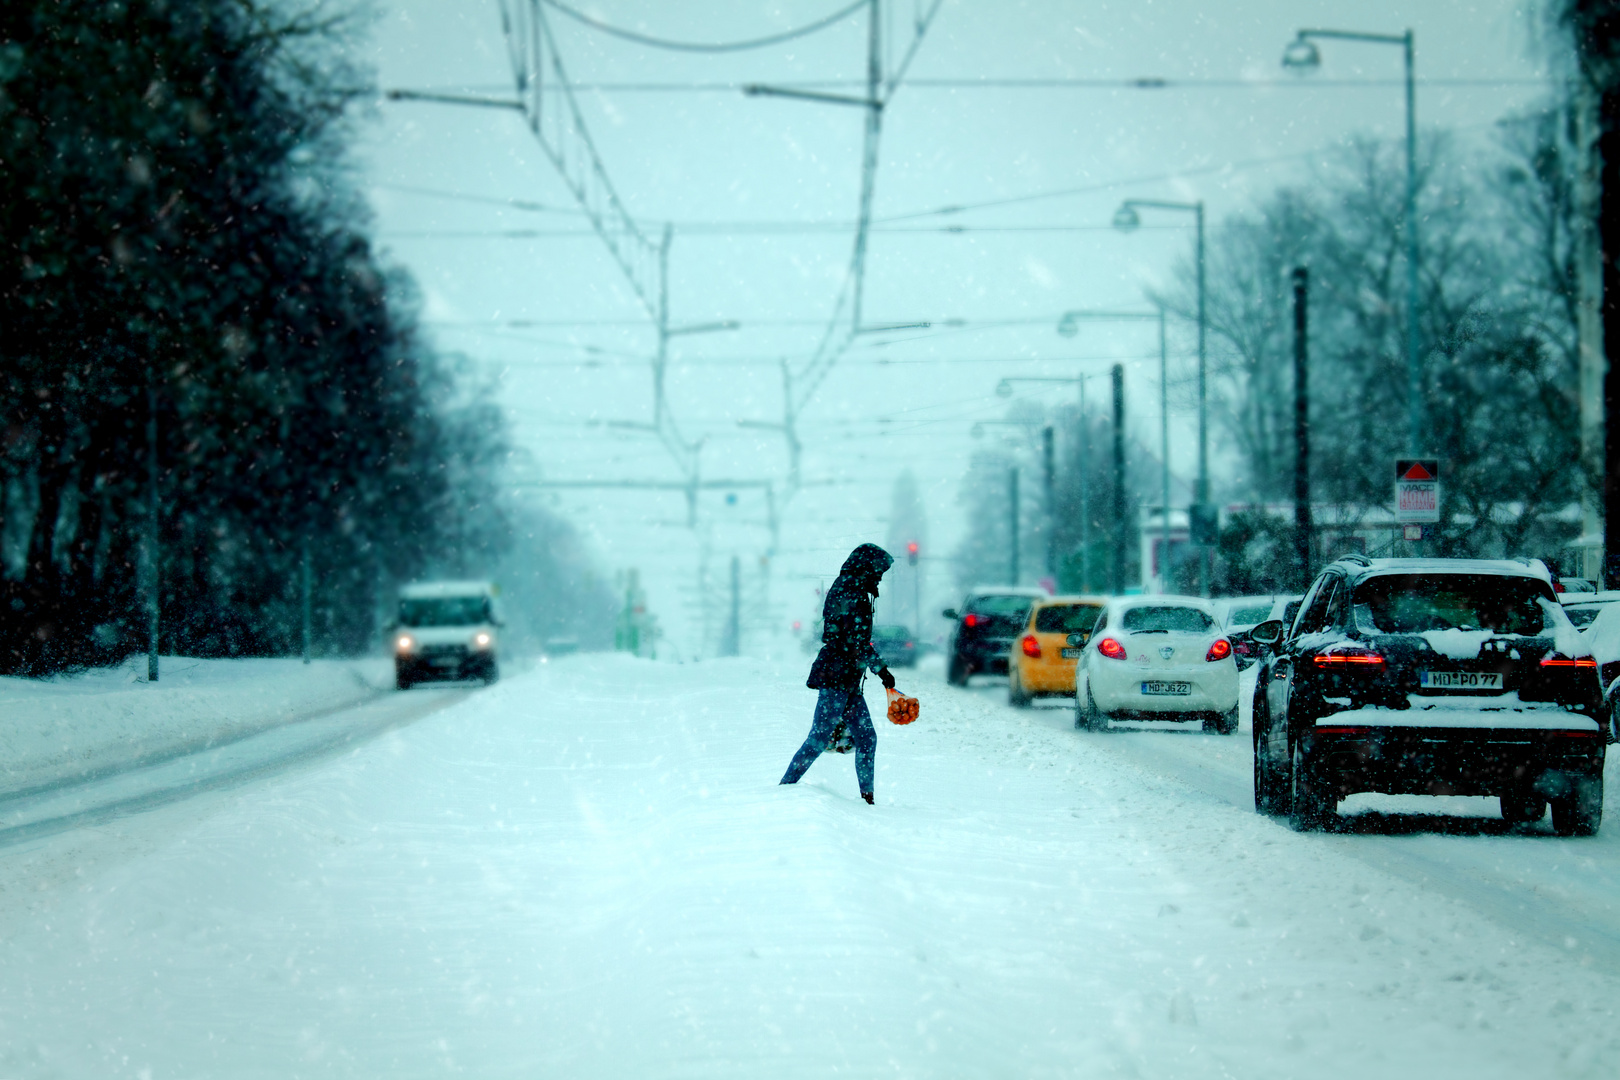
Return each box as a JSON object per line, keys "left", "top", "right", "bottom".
{"left": 907, "top": 541, "right": 919, "bottom": 566}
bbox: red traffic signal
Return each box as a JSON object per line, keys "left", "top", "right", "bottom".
{"left": 906, "top": 541, "right": 919, "bottom": 566}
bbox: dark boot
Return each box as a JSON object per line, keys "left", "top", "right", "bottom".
{"left": 861, "top": 791, "right": 874, "bottom": 805}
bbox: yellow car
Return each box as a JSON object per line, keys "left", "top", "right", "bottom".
{"left": 1008, "top": 595, "right": 1107, "bottom": 706}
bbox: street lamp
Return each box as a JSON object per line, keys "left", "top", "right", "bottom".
{"left": 1283, "top": 27, "right": 1421, "bottom": 457}
{"left": 1107, "top": 203, "right": 1211, "bottom": 595}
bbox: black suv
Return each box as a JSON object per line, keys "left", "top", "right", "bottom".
{"left": 944, "top": 589, "right": 1046, "bottom": 685}
{"left": 1248, "top": 557, "right": 1604, "bottom": 834}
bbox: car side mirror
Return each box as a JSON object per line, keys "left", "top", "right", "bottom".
{"left": 1248, "top": 620, "right": 1284, "bottom": 647}
{"left": 1066, "top": 632, "right": 1088, "bottom": 648}
{"left": 942, "top": 608, "right": 959, "bottom": 621}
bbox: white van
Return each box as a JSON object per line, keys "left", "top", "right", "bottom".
{"left": 391, "top": 581, "right": 502, "bottom": 689}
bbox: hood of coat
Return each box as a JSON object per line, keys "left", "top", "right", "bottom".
{"left": 839, "top": 543, "right": 894, "bottom": 597}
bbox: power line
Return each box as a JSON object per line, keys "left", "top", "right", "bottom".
{"left": 390, "top": 75, "right": 1547, "bottom": 94}
{"left": 369, "top": 181, "right": 587, "bottom": 216}
{"left": 380, "top": 223, "right": 1190, "bottom": 238}
{"left": 540, "top": 0, "right": 867, "bottom": 53}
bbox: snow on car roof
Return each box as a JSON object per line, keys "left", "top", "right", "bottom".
{"left": 1031, "top": 594, "right": 1107, "bottom": 607}
{"left": 1105, "top": 594, "right": 1216, "bottom": 615}
{"left": 1342, "top": 557, "right": 1553, "bottom": 584}
{"left": 1560, "top": 591, "right": 1620, "bottom": 606}
{"left": 399, "top": 580, "right": 497, "bottom": 599}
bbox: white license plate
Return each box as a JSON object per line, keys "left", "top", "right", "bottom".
{"left": 1419, "top": 670, "right": 1502, "bottom": 690}
{"left": 1062, "top": 648, "right": 1082, "bottom": 658}
{"left": 1142, "top": 681, "right": 1191, "bottom": 695}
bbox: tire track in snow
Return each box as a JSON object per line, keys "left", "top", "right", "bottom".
{"left": 0, "top": 686, "right": 474, "bottom": 849}
{"left": 1051, "top": 696, "right": 1620, "bottom": 975}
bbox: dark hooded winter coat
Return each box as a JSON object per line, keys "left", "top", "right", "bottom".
{"left": 806, "top": 543, "right": 894, "bottom": 690}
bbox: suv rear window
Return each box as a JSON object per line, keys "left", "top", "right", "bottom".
{"left": 1035, "top": 604, "right": 1101, "bottom": 633}
{"left": 1354, "top": 575, "right": 1550, "bottom": 636}
{"left": 1121, "top": 606, "right": 1214, "bottom": 633}
{"left": 968, "top": 595, "right": 1036, "bottom": 617}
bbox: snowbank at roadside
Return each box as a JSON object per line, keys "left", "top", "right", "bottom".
{"left": 0, "top": 656, "right": 390, "bottom": 797}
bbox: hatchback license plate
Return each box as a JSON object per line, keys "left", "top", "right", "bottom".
{"left": 1142, "top": 681, "right": 1191, "bottom": 695}
{"left": 1061, "top": 648, "right": 1082, "bottom": 658}
{"left": 1419, "top": 670, "right": 1502, "bottom": 690}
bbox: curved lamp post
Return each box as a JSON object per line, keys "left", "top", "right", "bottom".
{"left": 1112, "top": 201, "right": 1209, "bottom": 594}
{"left": 1283, "top": 27, "right": 1421, "bottom": 456}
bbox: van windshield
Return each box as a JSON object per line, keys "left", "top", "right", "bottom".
{"left": 400, "top": 596, "right": 489, "bottom": 627}
{"left": 968, "top": 595, "right": 1036, "bottom": 617}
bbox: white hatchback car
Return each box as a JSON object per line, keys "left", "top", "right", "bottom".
{"left": 1075, "top": 596, "right": 1239, "bottom": 734}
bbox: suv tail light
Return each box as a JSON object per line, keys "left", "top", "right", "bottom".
{"left": 1097, "top": 637, "right": 1127, "bottom": 661}
{"left": 1540, "top": 653, "right": 1597, "bottom": 669}
{"left": 1021, "top": 634, "right": 1041, "bottom": 658}
{"left": 1312, "top": 647, "right": 1385, "bottom": 668}
{"left": 963, "top": 613, "right": 981, "bottom": 628}
{"left": 1205, "top": 638, "right": 1232, "bottom": 662}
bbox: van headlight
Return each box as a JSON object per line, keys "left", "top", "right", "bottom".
{"left": 473, "top": 632, "right": 492, "bottom": 649}
{"left": 396, "top": 634, "right": 415, "bottom": 654}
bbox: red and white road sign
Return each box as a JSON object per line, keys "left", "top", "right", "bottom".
{"left": 1395, "top": 459, "right": 1440, "bottom": 524}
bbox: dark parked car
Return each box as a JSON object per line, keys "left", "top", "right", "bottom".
{"left": 1249, "top": 556, "right": 1603, "bottom": 834}
{"left": 871, "top": 624, "right": 918, "bottom": 668}
{"left": 944, "top": 588, "right": 1047, "bottom": 685}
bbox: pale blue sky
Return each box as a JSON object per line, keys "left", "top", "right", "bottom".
{"left": 354, "top": 1, "right": 1551, "bottom": 653}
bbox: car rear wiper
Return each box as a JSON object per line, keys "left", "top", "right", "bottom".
{"left": 1133, "top": 628, "right": 1169, "bottom": 635}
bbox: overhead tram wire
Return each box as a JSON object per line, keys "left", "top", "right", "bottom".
{"left": 391, "top": 75, "right": 1546, "bottom": 94}
{"left": 760, "top": 0, "right": 946, "bottom": 492}
{"left": 539, "top": 0, "right": 868, "bottom": 52}
{"left": 486, "top": 1, "right": 908, "bottom": 550}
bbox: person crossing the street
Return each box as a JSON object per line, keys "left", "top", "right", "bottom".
{"left": 780, "top": 543, "right": 895, "bottom": 805}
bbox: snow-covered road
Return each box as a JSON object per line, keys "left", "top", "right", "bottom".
{"left": 2, "top": 654, "right": 1618, "bottom": 1078}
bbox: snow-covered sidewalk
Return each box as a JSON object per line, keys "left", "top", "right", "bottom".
{"left": 0, "top": 656, "right": 389, "bottom": 797}
{"left": 0, "top": 653, "right": 1616, "bottom": 1078}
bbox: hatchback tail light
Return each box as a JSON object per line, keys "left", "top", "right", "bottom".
{"left": 1312, "top": 647, "right": 1385, "bottom": 668}
{"left": 1021, "top": 634, "right": 1041, "bottom": 658}
{"left": 963, "top": 613, "right": 981, "bottom": 628}
{"left": 1205, "top": 638, "right": 1232, "bottom": 662}
{"left": 1097, "top": 637, "right": 1127, "bottom": 661}
{"left": 1540, "top": 653, "right": 1597, "bottom": 669}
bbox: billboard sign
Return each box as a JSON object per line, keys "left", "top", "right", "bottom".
{"left": 1395, "top": 459, "right": 1440, "bottom": 524}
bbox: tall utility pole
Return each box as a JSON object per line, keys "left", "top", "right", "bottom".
{"left": 1567, "top": 4, "right": 1620, "bottom": 587}
{"left": 1079, "top": 381, "right": 1090, "bottom": 592}
{"left": 722, "top": 554, "right": 741, "bottom": 657}
{"left": 301, "top": 540, "right": 312, "bottom": 665}
{"left": 1111, "top": 364, "right": 1127, "bottom": 595}
{"left": 1158, "top": 308, "right": 1170, "bottom": 594}
{"left": 1042, "top": 426, "right": 1056, "bottom": 579}
{"left": 145, "top": 369, "right": 160, "bottom": 683}
{"left": 1008, "top": 466, "right": 1020, "bottom": 585}
{"left": 1573, "top": 61, "right": 1606, "bottom": 583}
{"left": 1293, "top": 268, "right": 1312, "bottom": 588}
